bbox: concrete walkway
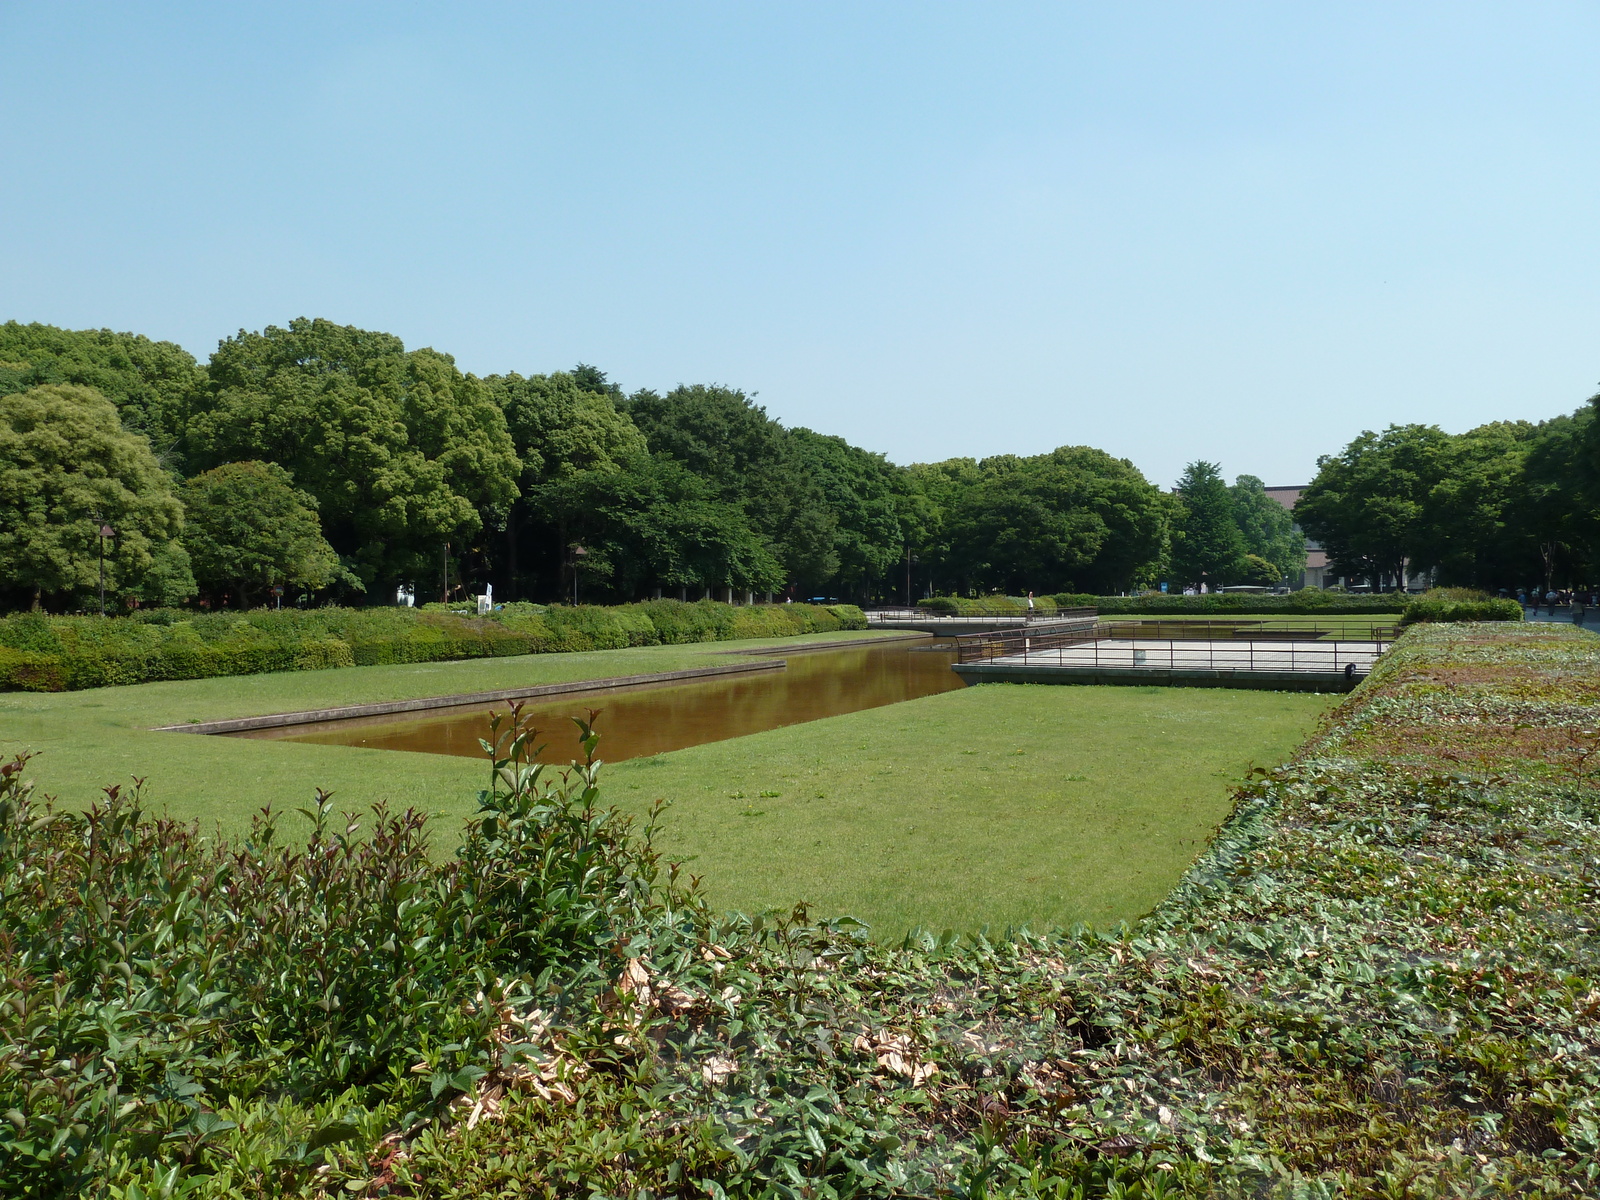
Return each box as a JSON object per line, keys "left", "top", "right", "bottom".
{"left": 954, "top": 638, "right": 1383, "bottom": 692}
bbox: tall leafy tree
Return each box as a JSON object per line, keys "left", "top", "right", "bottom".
{"left": 943, "top": 447, "right": 1171, "bottom": 595}
{"left": 1518, "top": 406, "right": 1599, "bottom": 588}
{"left": 1298, "top": 425, "right": 1452, "bottom": 587}
{"left": 0, "top": 385, "right": 189, "bottom": 610}
{"left": 485, "top": 368, "right": 647, "bottom": 598}
{"left": 904, "top": 458, "right": 983, "bottom": 596}
{"left": 560, "top": 454, "right": 783, "bottom": 598}
{"left": 0, "top": 321, "right": 203, "bottom": 451}
{"left": 184, "top": 319, "right": 520, "bottom": 591}
{"left": 181, "top": 461, "right": 354, "bottom": 606}
{"left": 787, "top": 428, "right": 906, "bottom": 600}
{"left": 1230, "top": 474, "right": 1305, "bottom": 582}
{"left": 623, "top": 385, "right": 839, "bottom": 589}
{"left": 1417, "top": 421, "right": 1537, "bottom": 588}
{"left": 1171, "top": 461, "right": 1247, "bottom": 587}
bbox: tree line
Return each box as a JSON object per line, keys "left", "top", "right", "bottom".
{"left": 1, "top": 316, "right": 1594, "bottom": 613}
{"left": 1295, "top": 416, "right": 1600, "bottom": 592}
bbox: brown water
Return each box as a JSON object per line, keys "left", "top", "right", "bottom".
{"left": 238, "top": 638, "right": 964, "bottom": 762}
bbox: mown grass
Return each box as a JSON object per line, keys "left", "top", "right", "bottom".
{"left": 607, "top": 684, "right": 1329, "bottom": 938}
{"left": 1, "top": 624, "right": 1329, "bottom": 938}
{"left": 0, "top": 630, "right": 896, "bottom": 828}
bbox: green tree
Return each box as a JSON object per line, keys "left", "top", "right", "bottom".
{"left": 1230, "top": 474, "right": 1305, "bottom": 583}
{"left": 181, "top": 461, "right": 354, "bottom": 606}
{"left": 1298, "top": 425, "right": 1452, "bottom": 588}
{"left": 787, "top": 428, "right": 906, "bottom": 600}
{"left": 904, "top": 458, "right": 983, "bottom": 596}
{"left": 184, "top": 319, "right": 520, "bottom": 591}
{"left": 0, "top": 321, "right": 203, "bottom": 451}
{"left": 486, "top": 368, "right": 648, "bottom": 598}
{"left": 1518, "top": 406, "right": 1600, "bottom": 588}
{"left": 944, "top": 447, "right": 1171, "bottom": 595}
{"left": 564, "top": 454, "right": 784, "bottom": 598}
{"left": 1172, "top": 461, "right": 1247, "bottom": 588}
{"left": 623, "top": 385, "right": 839, "bottom": 589}
{"left": 0, "top": 385, "right": 187, "bottom": 610}
{"left": 1417, "top": 421, "right": 1537, "bottom": 588}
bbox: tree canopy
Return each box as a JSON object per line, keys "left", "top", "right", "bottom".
{"left": 5, "top": 315, "right": 1598, "bottom": 612}
{"left": 0, "top": 321, "right": 202, "bottom": 451}
{"left": 185, "top": 319, "right": 521, "bottom": 589}
{"left": 1230, "top": 475, "right": 1305, "bottom": 583}
{"left": 0, "top": 385, "right": 189, "bottom": 610}
{"left": 181, "top": 461, "right": 353, "bottom": 607}
{"left": 920, "top": 447, "right": 1171, "bottom": 595}
{"left": 1171, "top": 461, "right": 1248, "bottom": 587}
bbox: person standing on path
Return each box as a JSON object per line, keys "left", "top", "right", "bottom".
{"left": 1026, "top": 590, "right": 1036, "bottom": 623}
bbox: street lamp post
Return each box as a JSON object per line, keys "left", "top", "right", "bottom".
{"left": 570, "top": 544, "right": 588, "bottom": 605}
{"left": 97, "top": 524, "right": 115, "bottom": 616}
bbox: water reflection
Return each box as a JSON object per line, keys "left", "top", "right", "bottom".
{"left": 238, "top": 637, "right": 963, "bottom": 763}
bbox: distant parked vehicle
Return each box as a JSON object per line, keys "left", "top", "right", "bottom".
{"left": 805, "top": 596, "right": 843, "bottom": 604}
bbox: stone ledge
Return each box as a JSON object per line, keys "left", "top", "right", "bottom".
{"left": 152, "top": 659, "right": 787, "bottom": 735}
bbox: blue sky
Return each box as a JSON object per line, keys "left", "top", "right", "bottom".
{"left": 3, "top": 2, "right": 1598, "bottom": 486}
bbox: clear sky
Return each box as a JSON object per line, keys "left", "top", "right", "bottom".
{"left": 4, "top": 2, "right": 1598, "bottom": 487}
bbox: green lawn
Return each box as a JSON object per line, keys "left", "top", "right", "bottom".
{"left": 2, "top": 634, "right": 1331, "bottom": 939}
{"left": 0, "top": 630, "right": 898, "bottom": 827}
{"left": 607, "top": 683, "right": 1330, "bottom": 938}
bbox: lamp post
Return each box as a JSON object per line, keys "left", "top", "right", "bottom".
{"left": 570, "top": 544, "right": 588, "bottom": 605}
{"left": 97, "top": 523, "right": 115, "bottom": 616}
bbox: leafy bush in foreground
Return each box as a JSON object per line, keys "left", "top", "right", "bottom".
{"left": 6, "top": 622, "right": 1596, "bottom": 1197}
{"left": 0, "top": 713, "right": 684, "bottom": 1197}
{"left": 0, "top": 600, "right": 867, "bottom": 692}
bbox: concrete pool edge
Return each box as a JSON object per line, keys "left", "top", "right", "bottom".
{"left": 953, "top": 661, "right": 1360, "bottom": 691}
{"left": 150, "top": 659, "right": 788, "bottom": 736}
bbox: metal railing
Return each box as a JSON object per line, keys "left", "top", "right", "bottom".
{"left": 955, "top": 622, "right": 1393, "bottom": 674}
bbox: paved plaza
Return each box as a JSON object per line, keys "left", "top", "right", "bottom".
{"left": 986, "top": 638, "right": 1384, "bottom": 673}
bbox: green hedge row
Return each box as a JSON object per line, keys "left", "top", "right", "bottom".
{"left": 919, "top": 591, "right": 1409, "bottom": 615}
{"left": 0, "top": 600, "right": 866, "bottom": 692}
{"left": 1060, "top": 591, "right": 1409, "bottom": 614}
{"left": 1397, "top": 588, "right": 1524, "bottom": 625}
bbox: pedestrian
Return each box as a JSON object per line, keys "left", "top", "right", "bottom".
{"left": 1517, "top": 587, "right": 1528, "bottom": 607}
{"left": 1573, "top": 594, "right": 1587, "bottom": 627}
{"left": 1546, "top": 589, "right": 1557, "bottom": 615}
{"left": 1026, "top": 590, "right": 1035, "bottom": 622}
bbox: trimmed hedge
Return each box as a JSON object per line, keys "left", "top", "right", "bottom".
{"left": 1399, "top": 586, "right": 1525, "bottom": 625}
{"left": 1054, "top": 590, "right": 1409, "bottom": 614}
{"left": 918, "top": 591, "right": 1409, "bottom": 615}
{"left": 0, "top": 600, "right": 867, "bottom": 692}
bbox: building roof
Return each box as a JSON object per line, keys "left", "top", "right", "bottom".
{"left": 1263, "top": 485, "right": 1306, "bottom": 510}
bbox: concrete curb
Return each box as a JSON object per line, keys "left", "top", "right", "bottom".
{"left": 153, "top": 659, "right": 787, "bottom": 736}
{"left": 721, "top": 631, "right": 931, "bottom": 655}
{"left": 952, "top": 662, "right": 1360, "bottom": 692}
